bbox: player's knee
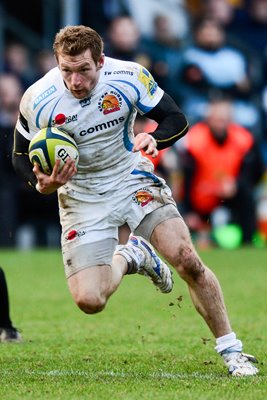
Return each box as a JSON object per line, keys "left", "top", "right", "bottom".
{"left": 75, "top": 293, "right": 107, "bottom": 314}
{"left": 174, "top": 244, "right": 205, "bottom": 282}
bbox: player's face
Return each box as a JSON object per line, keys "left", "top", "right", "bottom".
{"left": 58, "top": 50, "right": 104, "bottom": 99}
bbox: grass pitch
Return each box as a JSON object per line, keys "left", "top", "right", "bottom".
{"left": 0, "top": 247, "right": 266, "bottom": 399}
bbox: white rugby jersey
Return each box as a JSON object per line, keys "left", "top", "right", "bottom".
{"left": 16, "top": 57, "right": 164, "bottom": 193}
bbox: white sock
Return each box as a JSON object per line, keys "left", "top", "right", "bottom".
{"left": 215, "top": 332, "right": 243, "bottom": 354}
{"left": 115, "top": 243, "right": 145, "bottom": 274}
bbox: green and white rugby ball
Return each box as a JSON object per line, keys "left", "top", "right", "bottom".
{"left": 29, "top": 127, "right": 79, "bottom": 175}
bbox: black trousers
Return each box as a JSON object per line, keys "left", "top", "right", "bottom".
{"left": 0, "top": 267, "right": 13, "bottom": 328}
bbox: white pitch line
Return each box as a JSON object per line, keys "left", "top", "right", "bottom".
{"left": 20, "top": 369, "right": 221, "bottom": 380}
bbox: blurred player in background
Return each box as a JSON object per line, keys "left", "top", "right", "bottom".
{"left": 181, "top": 98, "right": 265, "bottom": 246}
{"left": 0, "top": 267, "right": 22, "bottom": 342}
{"left": 13, "top": 25, "right": 258, "bottom": 376}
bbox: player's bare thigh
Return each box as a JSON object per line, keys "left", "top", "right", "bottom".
{"left": 68, "top": 264, "right": 113, "bottom": 313}
{"left": 67, "top": 248, "right": 128, "bottom": 314}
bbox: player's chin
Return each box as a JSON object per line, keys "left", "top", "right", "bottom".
{"left": 71, "top": 90, "right": 89, "bottom": 99}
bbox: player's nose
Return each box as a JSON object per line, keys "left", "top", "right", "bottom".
{"left": 71, "top": 72, "right": 82, "bottom": 86}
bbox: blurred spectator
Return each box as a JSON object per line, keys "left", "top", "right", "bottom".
{"left": 227, "top": 0, "right": 267, "bottom": 56}
{"left": 4, "top": 42, "right": 36, "bottom": 90}
{"left": 0, "top": 267, "right": 22, "bottom": 343}
{"left": 255, "top": 168, "right": 267, "bottom": 243}
{"left": 0, "top": 72, "right": 60, "bottom": 248}
{"left": 105, "top": 15, "right": 151, "bottom": 67}
{"left": 0, "top": 73, "right": 22, "bottom": 127}
{"left": 0, "top": 73, "right": 23, "bottom": 246}
{"left": 34, "top": 49, "right": 57, "bottom": 80}
{"left": 141, "top": 14, "right": 184, "bottom": 102}
{"left": 180, "top": 98, "right": 265, "bottom": 246}
{"left": 178, "top": 18, "right": 262, "bottom": 136}
{"left": 199, "top": 0, "right": 237, "bottom": 27}
{"left": 228, "top": 0, "right": 267, "bottom": 142}
{"left": 199, "top": 0, "right": 265, "bottom": 98}
{"left": 126, "top": 0, "right": 190, "bottom": 41}
{"left": 81, "top": 0, "right": 130, "bottom": 36}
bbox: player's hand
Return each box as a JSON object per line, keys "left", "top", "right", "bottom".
{"left": 33, "top": 158, "right": 77, "bottom": 194}
{"left": 133, "top": 132, "right": 158, "bottom": 158}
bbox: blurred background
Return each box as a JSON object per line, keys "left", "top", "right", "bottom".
{"left": 1, "top": 0, "right": 267, "bottom": 249}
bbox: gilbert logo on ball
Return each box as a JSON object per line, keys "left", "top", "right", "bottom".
{"left": 28, "top": 127, "right": 79, "bottom": 175}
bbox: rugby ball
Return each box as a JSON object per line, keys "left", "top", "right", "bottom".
{"left": 28, "top": 127, "right": 79, "bottom": 175}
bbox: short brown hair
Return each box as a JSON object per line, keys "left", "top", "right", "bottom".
{"left": 53, "top": 25, "right": 104, "bottom": 64}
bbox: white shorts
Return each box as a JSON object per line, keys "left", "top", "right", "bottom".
{"left": 58, "top": 157, "right": 180, "bottom": 277}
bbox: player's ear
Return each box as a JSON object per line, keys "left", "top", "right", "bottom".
{"left": 96, "top": 54, "right": 105, "bottom": 70}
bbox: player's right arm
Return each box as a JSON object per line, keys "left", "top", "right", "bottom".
{"left": 33, "top": 158, "right": 77, "bottom": 194}
{"left": 12, "top": 124, "right": 38, "bottom": 189}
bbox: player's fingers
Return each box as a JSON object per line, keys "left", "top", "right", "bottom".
{"left": 58, "top": 159, "right": 77, "bottom": 179}
{"left": 133, "top": 136, "right": 153, "bottom": 152}
{"left": 133, "top": 132, "right": 149, "bottom": 151}
{"left": 33, "top": 162, "right": 40, "bottom": 175}
{"left": 145, "top": 145, "right": 158, "bottom": 158}
{"left": 151, "top": 148, "right": 159, "bottom": 158}
{"left": 145, "top": 138, "right": 158, "bottom": 154}
{"left": 132, "top": 140, "right": 143, "bottom": 152}
{"left": 51, "top": 159, "right": 61, "bottom": 177}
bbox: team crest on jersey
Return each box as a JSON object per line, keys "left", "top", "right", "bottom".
{"left": 98, "top": 91, "right": 122, "bottom": 115}
{"left": 138, "top": 68, "right": 157, "bottom": 98}
{"left": 52, "top": 113, "right": 77, "bottom": 126}
{"left": 132, "top": 188, "right": 154, "bottom": 207}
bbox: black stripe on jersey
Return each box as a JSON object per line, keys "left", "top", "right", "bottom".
{"left": 19, "top": 112, "right": 30, "bottom": 133}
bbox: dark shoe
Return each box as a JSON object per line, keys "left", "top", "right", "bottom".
{"left": 0, "top": 327, "right": 22, "bottom": 343}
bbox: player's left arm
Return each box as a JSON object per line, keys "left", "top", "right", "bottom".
{"left": 145, "top": 92, "right": 189, "bottom": 150}
{"left": 12, "top": 127, "right": 38, "bottom": 189}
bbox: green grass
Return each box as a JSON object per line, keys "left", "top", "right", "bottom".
{"left": 0, "top": 247, "right": 266, "bottom": 399}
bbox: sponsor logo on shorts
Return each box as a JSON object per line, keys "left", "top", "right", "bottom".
{"left": 98, "top": 91, "right": 122, "bottom": 115}
{"left": 132, "top": 188, "right": 154, "bottom": 207}
{"left": 65, "top": 230, "right": 86, "bottom": 241}
{"left": 52, "top": 113, "right": 78, "bottom": 126}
